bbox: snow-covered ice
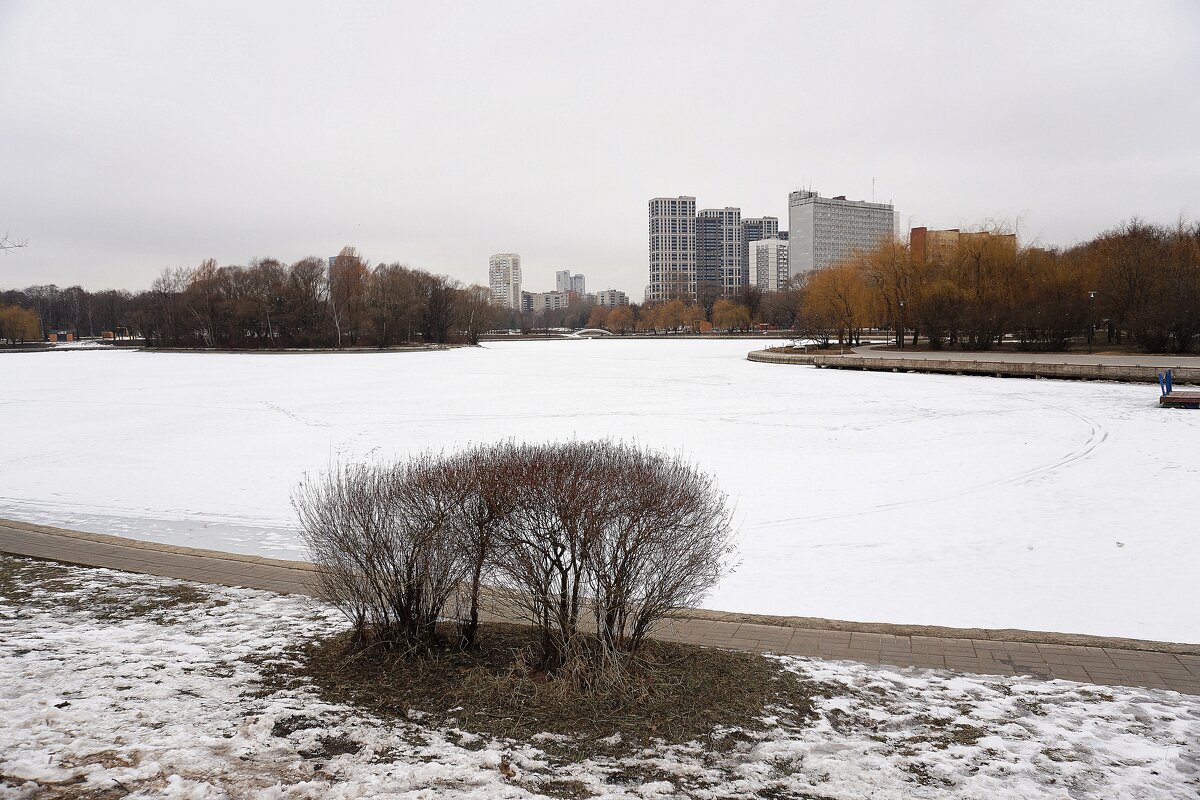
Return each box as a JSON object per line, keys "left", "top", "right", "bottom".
{"left": 1, "top": 557, "right": 1198, "bottom": 800}
{"left": 1, "top": 341, "right": 1198, "bottom": 641}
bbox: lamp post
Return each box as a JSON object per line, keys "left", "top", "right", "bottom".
{"left": 1087, "top": 291, "right": 1097, "bottom": 354}
{"left": 898, "top": 299, "right": 906, "bottom": 350}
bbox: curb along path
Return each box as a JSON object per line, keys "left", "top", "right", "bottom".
{"left": 747, "top": 348, "right": 1200, "bottom": 384}
{"left": 2, "top": 519, "right": 1198, "bottom": 696}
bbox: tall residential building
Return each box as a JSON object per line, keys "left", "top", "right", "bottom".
{"left": 748, "top": 238, "right": 791, "bottom": 292}
{"left": 555, "top": 270, "right": 586, "bottom": 294}
{"left": 787, "top": 190, "right": 894, "bottom": 273}
{"left": 648, "top": 196, "right": 696, "bottom": 302}
{"left": 595, "top": 289, "right": 628, "bottom": 307}
{"left": 697, "top": 207, "right": 743, "bottom": 295}
{"left": 740, "top": 217, "right": 779, "bottom": 288}
{"left": 488, "top": 253, "right": 522, "bottom": 309}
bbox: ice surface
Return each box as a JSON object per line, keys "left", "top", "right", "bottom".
{"left": 1, "top": 341, "right": 1197, "bottom": 640}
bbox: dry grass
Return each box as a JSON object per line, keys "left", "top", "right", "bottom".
{"left": 264, "top": 622, "right": 819, "bottom": 758}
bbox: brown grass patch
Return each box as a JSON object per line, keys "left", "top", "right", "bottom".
{"left": 264, "top": 622, "right": 818, "bottom": 756}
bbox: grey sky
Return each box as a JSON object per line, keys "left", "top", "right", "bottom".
{"left": 1, "top": 1, "right": 1197, "bottom": 296}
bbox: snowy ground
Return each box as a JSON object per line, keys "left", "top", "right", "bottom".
{"left": 1, "top": 341, "right": 1198, "bottom": 641}
{"left": 1, "top": 557, "right": 1197, "bottom": 800}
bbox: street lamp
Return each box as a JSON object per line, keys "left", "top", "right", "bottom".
{"left": 897, "top": 299, "right": 906, "bottom": 350}
{"left": 1087, "top": 291, "right": 1097, "bottom": 354}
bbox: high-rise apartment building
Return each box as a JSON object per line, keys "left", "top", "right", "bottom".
{"left": 488, "top": 253, "right": 522, "bottom": 309}
{"left": 555, "top": 270, "right": 586, "bottom": 294}
{"left": 697, "top": 207, "right": 743, "bottom": 294}
{"left": 648, "top": 196, "right": 696, "bottom": 302}
{"left": 748, "top": 238, "right": 791, "bottom": 292}
{"left": 787, "top": 190, "right": 894, "bottom": 273}
{"left": 740, "top": 217, "right": 779, "bottom": 288}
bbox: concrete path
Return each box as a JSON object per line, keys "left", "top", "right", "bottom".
{"left": 848, "top": 346, "right": 1200, "bottom": 367}
{"left": 3, "top": 518, "right": 1198, "bottom": 696}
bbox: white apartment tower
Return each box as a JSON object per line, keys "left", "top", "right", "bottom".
{"left": 488, "top": 253, "right": 522, "bottom": 309}
{"left": 648, "top": 196, "right": 696, "bottom": 302}
{"left": 748, "top": 238, "right": 791, "bottom": 292}
{"left": 787, "top": 190, "right": 894, "bottom": 273}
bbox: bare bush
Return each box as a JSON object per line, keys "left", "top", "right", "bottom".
{"left": 294, "top": 441, "right": 737, "bottom": 685}
{"left": 293, "top": 455, "right": 470, "bottom": 652}
{"left": 586, "top": 443, "right": 734, "bottom": 656}
{"left": 441, "top": 444, "right": 519, "bottom": 648}
{"left": 487, "top": 441, "right": 736, "bottom": 677}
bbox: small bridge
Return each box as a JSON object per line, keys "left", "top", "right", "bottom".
{"left": 571, "top": 328, "right": 614, "bottom": 338}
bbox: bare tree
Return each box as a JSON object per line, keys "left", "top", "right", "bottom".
{"left": 0, "top": 232, "right": 28, "bottom": 252}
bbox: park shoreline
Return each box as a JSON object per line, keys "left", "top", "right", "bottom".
{"left": 748, "top": 347, "right": 1200, "bottom": 384}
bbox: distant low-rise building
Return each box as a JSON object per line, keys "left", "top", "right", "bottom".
{"left": 595, "top": 289, "right": 628, "bottom": 307}
{"left": 910, "top": 227, "right": 1018, "bottom": 263}
{"left": 523, "top": 291, "right": 572, "bottom": 314}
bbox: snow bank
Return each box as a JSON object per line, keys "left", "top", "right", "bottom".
{"left": 1, "top": 559, "right": 1197, "bottom": 799}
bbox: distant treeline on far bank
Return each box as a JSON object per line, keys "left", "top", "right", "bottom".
{"left": 2, "top": 219, "right": 1199, "bottom": 353}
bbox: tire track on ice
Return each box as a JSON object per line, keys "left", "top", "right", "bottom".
{"left": 748, "top": 403, "right": 1107, "bottom": 530}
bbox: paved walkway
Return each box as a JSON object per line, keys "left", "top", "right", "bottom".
{"left": 3, "top": 518, "right": 1198, "bottom": 695}
{"left": 847, "top": 346, "right": 1200, "bottom": 367}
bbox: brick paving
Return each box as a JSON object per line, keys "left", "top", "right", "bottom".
{"left": 3, "top": 519, "right": 1198, "bottom": 696}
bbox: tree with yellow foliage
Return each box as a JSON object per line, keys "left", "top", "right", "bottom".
{"left": 712, "top": 299, "right": 751, "bottom": 331}
{"left": 0, "top": 305, "right": 40, "bottom": 343}
{"left": 801, "top": 262, "right": 873, "bottom": 345}
{"left": 605, "top": 305, "right": 635, "bottom": 334}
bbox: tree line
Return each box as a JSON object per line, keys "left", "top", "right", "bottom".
{"left": 5, "top": 218, "right": 1197, "bottom": 351}
{"left": 1, "top": 247, "right": 501, "bottom": 348}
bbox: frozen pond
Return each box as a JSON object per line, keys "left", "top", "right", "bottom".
{"left": 2, "top": 340, "right": 1197, "bottom": 642}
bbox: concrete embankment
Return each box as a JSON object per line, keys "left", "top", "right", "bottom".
{"left": 747, "top": 349, "right": 1200, "bottom": 384}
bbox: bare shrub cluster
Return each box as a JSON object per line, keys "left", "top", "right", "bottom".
{"left": 293, "top": 441, "right": 736, "bottom": 678}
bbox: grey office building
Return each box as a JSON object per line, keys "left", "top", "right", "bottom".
{"left": 787, "top": 190, "right": 894, "bottom": 273}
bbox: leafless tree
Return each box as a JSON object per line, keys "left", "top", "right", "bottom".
{"left": 0, "top": 232, "right": 28, "bottom": 252}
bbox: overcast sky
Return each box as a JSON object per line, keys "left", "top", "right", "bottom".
{"left": 1, "top": 1, "right": 1197, "bottom": 296}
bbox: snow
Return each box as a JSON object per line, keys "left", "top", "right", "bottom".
{"left": 1, "top": 557, "right": 1197, "bottom": 799}
{"left": 1, "top": 341, "right": 1198, "bottom": 641}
